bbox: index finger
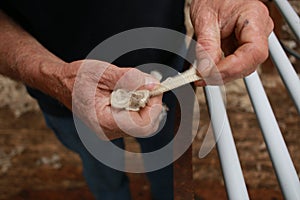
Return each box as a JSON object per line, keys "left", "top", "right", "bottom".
{"left": 216, "top": 3, "right": 273, "bottom": 82}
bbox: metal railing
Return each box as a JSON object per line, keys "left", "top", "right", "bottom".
{"left": 204, "top": 0, "right": 300, "bottom": 199}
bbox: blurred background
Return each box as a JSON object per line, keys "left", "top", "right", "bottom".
{"left": 0, "top": 1, "right": 299, "bottom": 199}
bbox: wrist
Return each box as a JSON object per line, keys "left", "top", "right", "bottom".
{"left": 36, "top": 60, "right": 78, "bottom": 110}
{"left": 0, "top": 10, "right": 75, "bottom": 109}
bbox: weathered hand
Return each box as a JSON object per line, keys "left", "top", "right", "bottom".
{"left": 59, "top": 60, "right": 163, "bottom": 140}
{"left": 190, "top": 0, "right": 274, "bottom": 85}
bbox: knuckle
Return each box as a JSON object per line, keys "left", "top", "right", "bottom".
{"left": 196, "top": 38, "right": 220, "bottom": 53}
{"left": 260, "top": 48, "right": 269, "bottom": 62}
{"left": 258, "top": 1, "right": 270, "bottom": 16}
{"left": 254, "top": 42, "right": 269, "bottom": 63}
{"left": 245, "top": 41, "right": 269, "bottom": 65}
{"left": 128, "top": 68, "right": 142, "bottom": 76}
{"left": 246, "top": 1, "right": 269, "bottom": 15}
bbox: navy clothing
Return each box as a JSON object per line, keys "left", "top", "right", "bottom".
{"left": 1, "top": 0, "right": 186, "bottom": 116}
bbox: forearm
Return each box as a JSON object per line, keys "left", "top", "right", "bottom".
{"left": 0, "top": 10, "right": 74, "bottom": 108}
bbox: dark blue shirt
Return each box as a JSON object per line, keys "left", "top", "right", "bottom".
{"left": 1, "top": 0, "right": 186, "bottom": 116}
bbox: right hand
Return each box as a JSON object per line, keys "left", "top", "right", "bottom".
{"left": 190, "top": 0, "right": 273, "bottom": 85}
{"left": 56, "top": 60, "right": 163, "bottom": 140}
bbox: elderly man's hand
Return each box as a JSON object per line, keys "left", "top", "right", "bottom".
{"left": 58, "top": 60, "right": 163, "bottom": 140}
{"left": 190, "top": 0, "right": 274, "bottom": 85}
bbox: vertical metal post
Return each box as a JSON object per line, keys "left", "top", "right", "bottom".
{"left": 244, "top": 71, "right": 300, "bottom": 200}
{"left": 268, "top": 32, "right": 300, "bottom": 114}
{"left": 273, "top": 0, "right": 300, "bottom": 41}
{"left": 205, "top": 86, "right": 249, "bottom": 200}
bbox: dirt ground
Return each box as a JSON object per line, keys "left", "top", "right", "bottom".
{"left": 0, "top": 1, "right": 300, "bottom": 200}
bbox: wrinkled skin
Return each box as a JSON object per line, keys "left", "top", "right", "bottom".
{"left": 59, "top": 60, "right": 162, "bottom": 140}
{"left": 190, "top": 0, "right": 274, "bottom": 85}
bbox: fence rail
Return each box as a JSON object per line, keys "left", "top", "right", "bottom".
{"left": 205, "top": 86, "right": 250, "bottom": 200}
{"left": 273, "top": 0, "right": 300, "bottom": 41}
{"left": 203, "top": 1, "right": 300, "bottom": 199}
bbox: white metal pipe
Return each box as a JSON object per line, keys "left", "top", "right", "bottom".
{"left": 273, "top": 0, "right": 300, "bottom": 41}
{"left": 268, "top": 32, "right": 300, "bottom": 114}
{"left": 204, "top": 86, "right": 249, "bottom": 200}
{"left": 244, "top": 71, "right": 300, "bottom": 200}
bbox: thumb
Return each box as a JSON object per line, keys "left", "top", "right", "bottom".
{"left": 193, "top": 11, "right": 223, "bottom": 83}
{"left": 114, "top": 68, "right": 159, "bottom": 91}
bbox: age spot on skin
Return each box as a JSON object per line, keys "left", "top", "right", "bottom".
{"left": 243, "top": 19, "right": 249, "bottom": 27}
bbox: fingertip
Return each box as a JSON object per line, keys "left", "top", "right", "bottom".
{"left": 194, "top": 80, "right": 207, "bottom": 87}
{"left": 144, "top": 76, "right": 160, "bottom": 90}
{"left": 144, "top": 82, "right": 159, "bottom": 90}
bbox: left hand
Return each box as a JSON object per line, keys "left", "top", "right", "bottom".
{"left": 67, "top": 60, "right": 163, "bottom": 140}
{"left": 190, "top": 0, "right": 274, "bottom": 85}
